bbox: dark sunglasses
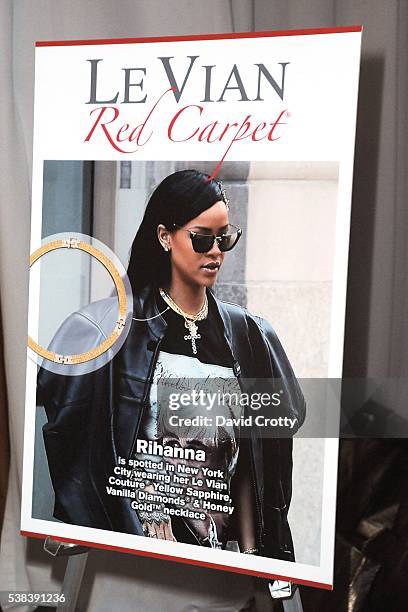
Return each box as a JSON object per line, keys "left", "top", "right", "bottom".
{"left": 173, "top": 223, "right": 242, "bottom": 253}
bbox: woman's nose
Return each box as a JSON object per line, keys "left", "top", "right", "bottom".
{"left": 207, "top": 238, "right": 222, "bottom": 255}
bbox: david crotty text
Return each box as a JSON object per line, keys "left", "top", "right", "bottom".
{"left": 167, "top": 414, "right": 298, "bottom": 429}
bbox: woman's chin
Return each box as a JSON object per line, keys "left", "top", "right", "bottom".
{"left": 201, "top": 275, "right": 218, "bottom": 288}
{"left": 199, "top": 267, "right": 220, "bottom": 287}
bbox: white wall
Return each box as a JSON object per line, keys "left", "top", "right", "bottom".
{"left": 246, "top": 161, "right": 339, "bottom": 378}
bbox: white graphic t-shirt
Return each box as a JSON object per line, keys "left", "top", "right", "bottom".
{"left": 135, "top": 293, "right": 243, "bottom": 548}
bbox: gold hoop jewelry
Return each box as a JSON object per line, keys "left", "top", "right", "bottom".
{"left": 28, "top": 237, "right": 128, "bottom": 365}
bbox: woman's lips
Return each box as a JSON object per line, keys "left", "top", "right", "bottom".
{"left": 201, "top": 261, "right": 221, "bottom": 274}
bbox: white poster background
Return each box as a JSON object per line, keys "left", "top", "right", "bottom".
{"left": 22, "top": 28, "right": 362, "bottom": 589}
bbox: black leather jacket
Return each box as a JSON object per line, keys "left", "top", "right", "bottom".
{"left": 39, "top": 286, "right": 305, "bottom": 562}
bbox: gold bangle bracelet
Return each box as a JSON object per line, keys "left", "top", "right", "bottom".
{"left": 28, "top": 237, "right": 127, "bottom": 365}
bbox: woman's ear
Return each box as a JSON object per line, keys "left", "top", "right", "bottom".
{"left": 157, "top": 224, "right": 171, "bottom": 252}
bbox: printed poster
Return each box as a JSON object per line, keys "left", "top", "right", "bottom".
{"left": 21, "top": 27, "right": 362, "bottom": 590}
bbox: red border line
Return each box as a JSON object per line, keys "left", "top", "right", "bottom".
{"left": 36, "top": 26, "right": 362, "bottom": 47}
{"left": 21, "top": 530, "right": 332, "bottom": 590}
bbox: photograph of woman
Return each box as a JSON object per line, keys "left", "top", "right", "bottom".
{"left": 38, "top": 168, "right": 306, "bottom": 564}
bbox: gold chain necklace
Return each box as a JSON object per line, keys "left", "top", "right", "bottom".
{"left": 159, "top": 288, "right": 208, "bottom": 355}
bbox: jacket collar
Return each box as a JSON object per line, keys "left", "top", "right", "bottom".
{"left": 206, "top": 289, "right": 232, "bottom": 340}
{"left": 133, "top": 285, "right": 167, "bottom": 340}
{"left": 207, "top": 291, "right": 241, "bottom": 377}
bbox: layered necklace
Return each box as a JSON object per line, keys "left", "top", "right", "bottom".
{"left": 159, "top": 288, "right": 208, "bottom": 355}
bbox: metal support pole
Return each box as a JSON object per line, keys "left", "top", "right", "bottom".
{"left": 43, "top": 538, "right": 89, "bottom": 612}
{"left": 57, "top": 553, "right": 89, "bottom": 612}
{"left": 282, "top": 589, "right": 304, "bottom": 612}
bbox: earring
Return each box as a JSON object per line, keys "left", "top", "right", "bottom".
{"left": 163, "top": 245, "right": 170, "bottom": 252}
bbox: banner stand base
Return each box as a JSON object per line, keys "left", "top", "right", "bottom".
{"left": 42, "top": 538, "right": 304, "bottom": 611}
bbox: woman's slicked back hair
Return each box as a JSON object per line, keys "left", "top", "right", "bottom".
{"left": 127, "top": 169, "right": 225, "bottom": 292}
